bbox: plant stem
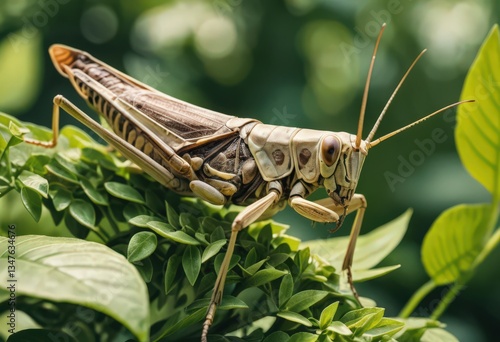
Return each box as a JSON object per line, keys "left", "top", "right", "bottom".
{"left": 398, "top": 280, "right": 435, "bottom": 318}
{"left": 430, "top": 280, "right": 466, "bottom": 320}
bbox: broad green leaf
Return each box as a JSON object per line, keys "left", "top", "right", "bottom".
{"left": 278, "top": 273, "right": 293, "bottom": 308}
{"left": 422, "top": 204, "right": 491, "bottom": 284}
{"left": 201, "top": 239, "right": 227, "bottom": 263}
{"left": 0, "top": 31, "right": 42, "bottom": 112}
{"left": 218, "top": 295, "right": 249, "bottom": 310}
{"left": 262, "top": 331, "right": 289, "bottom": 342}
{"left": 69, "top": 199, "right": 96, "bottom": 230}
{"left": 243, "top": 258, "right": 268, "bottom": 276}
{"left": 457, "top": 25, "right": 500, "bottom": 197}
{"left": 341, "top": 308, "right": 384, "bottom": 336}
{"left": 20, "top": 186, "right": 42, "bottom": 222}
{"left": 364, "top": 318, "right": 405, "bottom": 339}
{"left": 288, "top": 332, "right": 318, "bottom": 342}
{"left": 165, "top": 201, "right": 180, "bottom": 229}
{"left": 352, "top": 265, "right": 401, "bottom": 282}
{"left": 182, "top": 245, "right": 201, "bottom": 286}
{"left": 147, "top": 222, "right": 200, "bottom": 245}
{"left": 80, "top": 179, "right": 108, "bottom": 205}
{"left": 50, "top": 187, "right": 73, "bottom": 211}
{"left": 302, "top": 209, "right": 411, "bottom": 272}
{"left": 0, "top": 236, "right": 149, "bottom": 341}
{"left": 241, "top": 268, "right": 287, "bottom": 289}
{"left": 164, "top": 255, "right": 180, "bottom": 295}
{"left": 18, "top": 170, "right": 48, "bottom": 198}
{"left": 276, "top": 311, "right": 312, "bottom": 326}
{"left": 128, "top": 215, "right": 162, "bottom": 228}
{"left": 326, "top": 321, "right": 352, "bottom": 335}
{"left": 319, "top": 301, "right": 339, "bottom": 330}
{"left": 45, "top": 161, "right": 79, "bottom": 184}
{"left": 421, "top": 328, "right": 459, "bottom": 342}
{"left": 128, "top": 232, "right": 157, "bottom": 262}
{"left": 104, "top": 182, "right": 145, "bottom": 204}
{"left": 24, "top": 154, "right": 51, "bottom": 174}
{"left": 285, "top": 290, "right": 328, "bottom": 313}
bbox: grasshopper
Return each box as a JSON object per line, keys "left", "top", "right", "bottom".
{"left": 24, "top": 24, "right": 471, "bottom": 341}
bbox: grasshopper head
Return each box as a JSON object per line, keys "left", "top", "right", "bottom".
{"left": 320, "top": 133, "right": 367, "bottom": 206}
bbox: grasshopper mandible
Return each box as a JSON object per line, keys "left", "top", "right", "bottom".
{"left": 24, "top": 23, "right": 471, "bottom": 341}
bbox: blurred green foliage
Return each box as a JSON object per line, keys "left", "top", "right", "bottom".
{"left": 0, "top": 0, "right": 499, "bottom": 340}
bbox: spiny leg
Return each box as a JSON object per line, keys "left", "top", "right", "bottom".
{"left": 201, "top": 183, "right": 281, "bottom": 342}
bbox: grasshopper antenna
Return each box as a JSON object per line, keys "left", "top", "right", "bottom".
{"left": 367, "top": 99, "right": 475, "bottom": 148}
{"left": 356, "top": 23, "right": 386, "bottom": 149}
{"left": 366, "top": 49, "right": 427, "bottom": 143}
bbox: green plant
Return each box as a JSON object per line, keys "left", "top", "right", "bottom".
{"left": 0, "top": 23, "right": 498, "bottom": 342}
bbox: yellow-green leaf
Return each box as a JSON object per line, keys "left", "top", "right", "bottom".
{"left": 422, "top": 204, "right": 492, "bottom": 285}
{"left": 456, "top": 24, "right": 500, "bottom": 198}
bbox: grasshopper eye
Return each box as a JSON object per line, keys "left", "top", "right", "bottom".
{"left": 321, "top": 135, "right": 341, "bottom": 167}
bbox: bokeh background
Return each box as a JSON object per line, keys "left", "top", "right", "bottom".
{"left": 0, "top": 0, "right": 499, "bottom": 340}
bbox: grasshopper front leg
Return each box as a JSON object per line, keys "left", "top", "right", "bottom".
{"left": 313, "top": 194, "right": 367, "bottom": 301}
{"left": 202, "top": 181, "right": 282, "bottom": 342}
{"left": 290, "top": 187, "right": 367, "bottom": 302}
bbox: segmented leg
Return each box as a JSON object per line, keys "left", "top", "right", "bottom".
{"left": 201, "top": 183, "right": 281, "bottom": 342}
{"left": 23, "top": 95, "right": 187, "bottom": 192}
{"left": 315, "top": 194, "right": 367, "bottom": 302}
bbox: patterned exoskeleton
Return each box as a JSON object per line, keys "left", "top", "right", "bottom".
{"left": 24, "top": 24, "right": 471, "bottom": 342}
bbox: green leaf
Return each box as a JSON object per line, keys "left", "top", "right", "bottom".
{"left": 128, "top": 231, "right": 157, "bottom": 262}
{"left": 352, "top": 265, "right": 401, "bottom": 282}
{"left": 146, "top": 220, "right": 176, "bottom": 234}
{"left": 262, "top": 332, "right": 289, "bottom": 342}
{"left": 128, "top": 215, "right": 162, "bottom": 228}
{"left": 45, "top": 161, "right": 79, "bottom": 184}
{"left": 80, "top": 179, "right": 108, "bottom": 205}
{"left": 18, "top": 170, "right": 48, "bottom": 198}
{"left": 288, "top": 332, "right": 318, "bottom": 342}
{"left": 341, "top": 308, "right": 384, "bottom": 335}
{"left": 164, "top": 255, "right": 181, "bottom": 295}
{"left": 302, "top": 209, "right": 411, "bottom": 272}
{"left": 422, "top": 204, "right": 491, "bottom": 284}
{"left": 148, "top": 222, "right": 200, "bottom": 245}
{"left": 285, "top": 290, "right": 328, "bottom": 313}
{"left": 104, "top": 182, "right": 145, "bottom": 204}
{"left": 241, "top": 268, "right": 287, "bottom": 289}
{"left": 50, "top": 188, "right": 73, "bottom": 211}
{"left": 218, "top": 295, "right": 249, "bottom": 310}
{"left": 363, "top": 317, "right": 405, "bottom": 339}
{"left": 166, "top": 201, "right": 180, "bottom": 229}
{"left": 183, "top": 245, "right": 201, "bottom": 286}
{"left": 69, "top": 199, "right": 96, "bottom": 230}
{"left": 326, "top": 321, "right": 352, "bottom": 335}
{"left": 201, "top": 239, "right": 227, "bottom": 263}
{"left": 0, "top": 236, "right": 149, "bottom": 341}
{"left": 278, "top": 273, "right": 294, "bottom": 308}
{"left": 457, "top": 24, "right": 500, "bottom": 197}
{"left": 319, "top": 301, "right": 339, "bottom": 330}
{"left": 277, "top": 311, "right": 312, "bottom": 326}
{"left": 20, "top": 186, "right": 42, "bottom": 222}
